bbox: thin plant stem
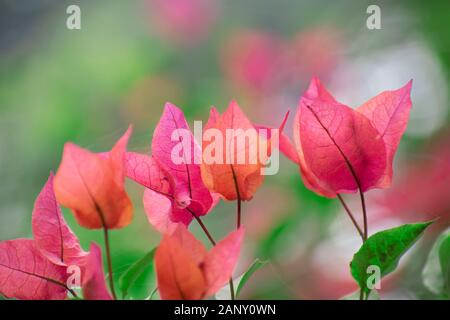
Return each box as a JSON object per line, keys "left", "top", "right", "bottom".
{"left": 187, "top": 208, "right": 216, "bottom": 245}
{"left": 236, "top": 198, "right": 242, "bottom": 229}
{"left": 337, "top": 194, "right": 364, "bottom": 241}
{"left": 230, "top": 165, "right": 242, "bottom": 228}
{"left": 357, "top": 189, "right": 368, "bottom": 301}
{"left": 95, "top": 204, "right": 117, "bottom": 300}
{"left": 229, "top": 278, "right": 236, "bottom": 300}
{"left": 358, "top": 190, "right": 368, "bottom": 242}
{"left": 34, "top": 275, "right": 78, "bottom": 299}
{"left": 102, "top": 226, "right": 117, "bottom": 300}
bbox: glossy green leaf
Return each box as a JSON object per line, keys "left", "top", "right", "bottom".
{"left": 118, "top": 248, "right": 156, "bottom": 299}
{"left": 236, "top": 259, "right": 268, "bottom": 298}
{"left": 439, "top": 233, "right": 450, "bottom": 296}
{"left": 351, "top": 221, "right": 432, "bottom": 295}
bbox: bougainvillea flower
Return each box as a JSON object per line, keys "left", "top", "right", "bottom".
{"left": 0, "top": 239, "right": 68, "bottom": 300}
{"left": 81, "top": 243, "right": 113, "bottom": 300}
{"left": 286, "top": 77, "right": 412, "bottom": 197}
{"left": 155, "top": 225, "right": 244, "bottom": 300}
{"left": 32, "top": 173, "right": 87, "bottom": 266}
{"left": 125, "top": 104, "right": 217, "bottom": 233}
{"left": 201, "top": 101, "right": 286, "bottom": 201}
{"left": 125, "top": 152, "right": 186, "bottom": 233}
{"left": 54, "top": 127, "right": 133, "bottom": 229}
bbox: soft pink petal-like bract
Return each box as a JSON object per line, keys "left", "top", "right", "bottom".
{"left": 126, "top": 152, "right": 195, "bottom": 233}
{"left": 32, "top": 173, "right": 87, "bottom": 266}
{"left": 82, "top": 243, "right": 113, "bottom": 300}
{"left": 125, "top": 152, "right": 172, "bottom": 195}
{"left": 143, "top": 188, "right": 181, "bottom": 234}
{"left": 0, "top": 239, "right": 67, "bottom": 300}
{"left": 152, "top": 103, "right": 213, "bottom": 212}
{"left": 356, "top": 80, "right": 413, "bottom": 187}
{"left": 254, "top": 111, "right": 298, "bottom": 164}
{"left": 290, "top": 77, "right": 412, "bottom": 197}
{"left": 203, "top": 228, "right": 245, "bottom": 296}
{"left": 125, "top": 104, "right": 218, "bottom": 233}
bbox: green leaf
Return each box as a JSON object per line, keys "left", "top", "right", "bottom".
{"left": 351, "top": 221, "right": 433, "bottom": 295}
{"left": 236, "top": 259, "right": 268, "bottom": 298}
{"left": 118, "top": 248, "right": 156, "bottom": 299}
{"left": 439, "top": 233, "right": 450, "bottom": 296}
{"left": 215, "top": 259, "right": 268, "bottom": 300}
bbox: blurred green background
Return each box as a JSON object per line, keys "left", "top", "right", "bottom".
{"left": 1, "top": 0, "right": 450, "bottom": 299}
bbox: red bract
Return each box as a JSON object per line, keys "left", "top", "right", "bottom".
{"left": 125, "top": 104, "right": 217, "bottom": 233}
{"left": 0, "top": 174, "right": 90, "bottom": 300}
{"left": 356, "top": 80, "right": 413, "bottom": 188}
{"left": 155, "top": 225, "right": 244, "bottom": 300}
{"left": 285, "top": 77, "right": 412, "bottom": 197}
{"left": 0, "top": 239, "right": 68, "bottom": 300}
{"left": 54, "top": 127, "right": 133, "bottom": 229}
{"left": 32, "top": 173, "right": 87, "bottom": 266}
{"left": 82, "top": 243, "right": 113, "bottom": 300}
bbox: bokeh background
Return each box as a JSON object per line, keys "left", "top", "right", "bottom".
{"left": 1, "top": 0, "right": 450, "bottom": 299}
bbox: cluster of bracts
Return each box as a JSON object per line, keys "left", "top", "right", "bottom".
{"left": 0, "top": 77, "right": 415, "bottom": 300}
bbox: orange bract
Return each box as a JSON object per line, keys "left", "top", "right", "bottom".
{"left": 200, "top": 101, "right": 271, "bottom": 201}
{"left": 54, "top": 127, "right": 133, "bottom": 229}
{"left": 155, "top": 233, "right": 207, "bottom": 300}
{"left": 155, "top": 225, "right": 244, "bottom": 300}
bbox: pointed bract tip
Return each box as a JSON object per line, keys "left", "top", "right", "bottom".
{"left": 115, "top": 125, "right": 133, "bottom": 147}
{"left": 163, "top": 102, "right": 183, "bottom": 114}
{"left": 406, "top": 79, "right": 413, "bottom": 90}
{"left": 393, "top": 79, "right": 413, "bottom": 95}
{"left": 228, "top": 99, "right": 240, "bottom": 110}
{"left": 305, "top": 76, "right": 323, "bottom": 97}
{"left": 124, "top": 124, "right": 133, "bottom": 137}
{"left": 210, "top": 106, "right": 219, "bottom": 114}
